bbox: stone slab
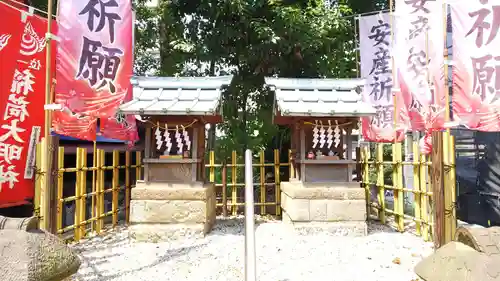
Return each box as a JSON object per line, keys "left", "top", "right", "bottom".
{"left": 128, "top": 223, "right": 209, "bottom": 242}
{"left": 129, "top": 183, "right": 216, "bottom": 241}
{"left": 0, "top": 216, "right": 38, "bottom": 231}
{"left": 281, "top": 192, "right": 366, "bottom": 222}
{"left": 281, "top": 193, "right": 310, "bottom": 221}
{"left": 282, "top": 211, "right": 367, "bottom": 237}
{"left": 130, "top": 200, "right": 208, "bottom": 224}
{"left": 0, "top": 229, "right": 81, "bottom": 281}
{"left": 281, "top": 182, "right": 365, "bottom": 200}
{"left": 415, "top": 241, "right": 500, "bottom": 281}
{"left": 131, "top": 182, "right": 214, "bottom": 200}
{"left": 326, "top": 200, "right": 366, "bottom": 221}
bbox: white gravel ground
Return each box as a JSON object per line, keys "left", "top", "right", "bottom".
{"left": 70, "top": 216, "right": 434, "bottom": 281}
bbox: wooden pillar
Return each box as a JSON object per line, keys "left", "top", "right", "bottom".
{"left": 191, "top": 126, "right": 198, "bottom": 182}
{"left": 144, "top": 125, "right": 151, "bottom": 184}
{"left": 299, "top": 124, "right": 306, "bottom": 182}
{"left": 199, "top": 124, "right": 206, "bottom": 182}
{"left": 290, "top": 123, "right": 299, "bottom": 180}
{"left": 346, "top": 126, "right": 353, "bottom": 182}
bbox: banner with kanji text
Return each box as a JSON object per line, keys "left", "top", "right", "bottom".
{"left": 54, "top": 0, "right": 137, "bottom": 142}
{"left": 451, "top": 0, "right": 500, "bottom": 131}
{"left": 0, "top": 2, "right": 55, "bottom": 207}
{"left": 359, "top": 12, "right": 407, "bottom": 142}
{"left": 394, "top": 0, "right": 446, "bottom": 132}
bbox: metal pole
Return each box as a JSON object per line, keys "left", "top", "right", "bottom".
{"left": 244, "top": 149, "right": 256, "bottom": 281}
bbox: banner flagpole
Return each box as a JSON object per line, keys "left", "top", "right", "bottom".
{"left": 442, "top": 2, "right": 456, "bottom": 245}
{"left": 42, "top": 0, "right": 55, "bottom": 232}
{"left": 389, "top": 0, "right": 404, "bottom": 232}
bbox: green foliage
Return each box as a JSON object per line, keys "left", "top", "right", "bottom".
{"left": 342, "top": 0, "right": 388, "bottom": 15}
{"left": 367, "top": 143, "right": 405, "bottom": 186}
{"left": 27, "top": 0, "right": 57, "bottom": 17}
{"left": 136, "top": 0, "right": 360, "bottom": 161}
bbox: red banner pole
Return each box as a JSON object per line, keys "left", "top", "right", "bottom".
{"left": 41, "top": 0, "right": 54, "bottom": 231}
{"left": 44, "top": 0, "right": 54, "bottom": 139}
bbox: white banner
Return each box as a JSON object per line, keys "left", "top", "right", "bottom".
{"left": 359, "top": 13, "right": 405, "bottom": 142}
{"left": 394, "top": 0, "right": 446, "bottom": 131}
{"left": 451, "top": 0, "right": 500, "bottom": 131}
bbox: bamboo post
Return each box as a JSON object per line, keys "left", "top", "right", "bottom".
{"left": 34, "top": 142, "right": 42, "bottom": 220}
{"left": 91, "top": 141, "right": 97, "bottom": 231}
{"left": 96, "top": 149, "right": 105, "bottom": 233}
{"left": 431, "top": 130, "right": 445, "bottom": 248}
{"left": 125, "top": 151, "right": 131, "bottom": 224}
{"left": 49, "top": 136, "right": 59, "bottom": 234}
{"left": 95, "top": 149, "right": 101, "bottom": 233}
{"left": 376, "top": 143, "right": 386, "bottom": 223}
{"left": 388, "top": 0, "right": 403, "bottom": 231}
{"left": 231, "top": 150, "right": 237, "bottom": 216}
{"left": 41, "top": 0, "right": 55, "bottom": 233}
{"left": 222, "top": 164, "right": 228, "bottom": 217}
{"left": 442, "top": 129, "right": 452, "bottom": 243}
{"left": 413, "top": 140, "right": 422, "bottom": 236}
{"left": 393, "top": 142, "right": 405, "bottom": 231}
{"left": 448, "top": 135, "right": 456, "bottom": 241}
{"left": 389, "top": 0, "right": 404, "bottom": 232}
{"left": 136, "top": 151, "right": 142, "bottom": 182}
{"left": 39, "top": 137, "right": 57, "bottom": 232}
{"left": 259, "top": 151, "right": 266, "bottom": 215}
{"left": 442, "top": 132, "right": 456, "bottom": 244}
{"left": 112, "top": 150, "right": 119, "bottom": 227}
{"left": 74, "top": 148, "right": 82, "bottom": 241}
{"left": 274, "top": 149, "right": 281, "bottom": 216}
{"left": 80, "top": 148, "right": 87, "bottom": 239}
{"left": 361, "top": 146, "right": 370, "bottom": 216}
{"left": 209, "top": 151, "right": 215, "bottom": 182}
{"left": 39, "top": 137, "right": 47, "bottom": 228}
{"left": 56, "top": 147, "right": 64, "bottom": 236}
{"left": 420, "top": 153, "right": 430, "bottom": 241}
{"left": 442, "top": 3, "right": 457, "bottom": 243}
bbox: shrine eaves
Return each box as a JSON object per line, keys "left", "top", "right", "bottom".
{"left": 265, "top": 77, "right": 376, "bottom": 117}
{"left": 118, "top": 76, "right": 232, "bottom": 116}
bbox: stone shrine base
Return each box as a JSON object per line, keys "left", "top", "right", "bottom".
{"left": 281, "top": 181, "right": 367, "bottom": 237}
{"left": 129, "top": 182, "right": 216, "bottom": 242}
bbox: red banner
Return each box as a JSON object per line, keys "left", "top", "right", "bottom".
{"left": 54, "top": 0, "right": 137, "bottom": 142}
{"left": 451, "top": 1, "right": 500, "bottom": 131}
{"left": 0, "top": 3, "right": 55, "bottom": 207}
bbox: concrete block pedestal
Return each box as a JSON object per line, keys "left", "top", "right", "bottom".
{"left": 281, "top": 181, "right": 367, "bottom": 236}
{"left": 129, "top": 182, "right": 216, "bottom": 241}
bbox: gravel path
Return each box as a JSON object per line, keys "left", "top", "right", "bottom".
{"left": 70, "top": 216, "right": 433, "bottom": 281}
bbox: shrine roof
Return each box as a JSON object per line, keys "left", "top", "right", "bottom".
{"left": 265, "top": 77, "right": 376, "bottom": 117}
{"left": 119, "top": 76, "right": 232, "bottom": 116}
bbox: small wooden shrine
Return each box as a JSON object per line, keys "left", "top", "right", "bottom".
{"left": 266, "top": 77, "right": 376, "bottom": 236}
{"left": 119, "top": 76, "right": 232, "bottom": 241}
